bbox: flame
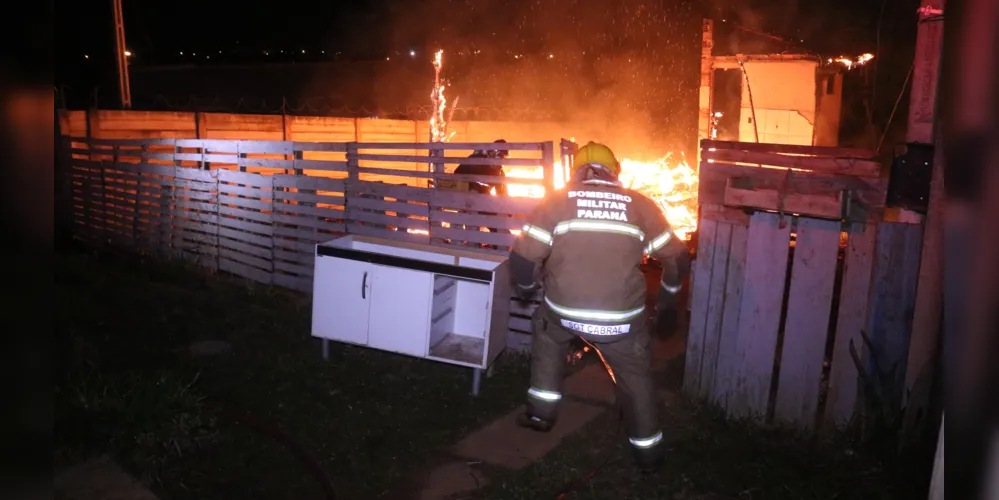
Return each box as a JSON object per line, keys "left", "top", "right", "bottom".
{"left": 417, "top": 52, "right": 699, "bottom": 242}
{"left": 429, "top": 50, "right": 456, "bottom": 142}
{"left": 500, "top": 153, "right": 699, "bottom": 240}
{"left": 831, "top": 53, "right": 874, "bottom": 70}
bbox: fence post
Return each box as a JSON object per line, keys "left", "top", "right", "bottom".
{"left": 541, "top": 142, "right": 555, "bottom": 196}
{"left": 345, "top": 142, "right": 359, "bottom": 236}
{"left": 55, "top": 109, "right": 72, "bottom": 249}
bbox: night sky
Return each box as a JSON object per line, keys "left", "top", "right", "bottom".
{"left": 55, "top": 0, "right": 920, "bottom": 151}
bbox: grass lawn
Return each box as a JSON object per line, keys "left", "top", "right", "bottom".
{"left": 467, "top": 360, "right": 929, "bottom": 500}
{"left": 55, "top": 246, "right": 532, "bottom": 499}
{"left": 56, "top": 244, "right": 929, "bottom": 500}
{"left": 470, "top": 395, "right": 928, "bottom": 499}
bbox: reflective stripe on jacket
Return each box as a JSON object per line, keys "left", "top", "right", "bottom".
{"left": 512, "top": 179, "right": 686, "bottom": 333}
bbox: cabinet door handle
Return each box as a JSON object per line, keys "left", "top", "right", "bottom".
{"left": 361, "top": 271, "right": 368, "bottom": 299}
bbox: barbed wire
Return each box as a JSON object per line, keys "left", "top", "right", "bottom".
{"left": 55, "top": 85, "right": 563, "bottom": 122}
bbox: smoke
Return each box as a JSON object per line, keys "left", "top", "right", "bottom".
{"left": 322, "top": 0, "right": 705, "bottom": 156}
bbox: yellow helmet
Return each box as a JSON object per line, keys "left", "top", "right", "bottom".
{"left": 573, "top": 141, "right": 620, "bottom": 176}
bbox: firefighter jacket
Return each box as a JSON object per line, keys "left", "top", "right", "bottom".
{"left": 454, "top": 156, "right": 507, "bottom": 196}
{"left": 511, "top": 178, "right": 687, "bottom": 339}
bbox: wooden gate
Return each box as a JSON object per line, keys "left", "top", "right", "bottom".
{"left": 684, "top": 139, "right": 921, "bottom": 433}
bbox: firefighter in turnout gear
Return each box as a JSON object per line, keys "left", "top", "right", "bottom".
{"left": 509, "top": 141, "right": 691, "bottom": 472}
{"left": 452, "top": 139, "right": 511, "bottom": 245}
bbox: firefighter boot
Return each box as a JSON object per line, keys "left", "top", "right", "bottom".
{"left": 516, "top": 413, "right": 554, "bottom": 433}
{"left": 633, "top": 440, "right": 665, "bottom": 473}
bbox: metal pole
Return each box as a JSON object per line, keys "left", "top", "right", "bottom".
{"left": 112, "top": 0, "right": 132, "bottom": 109}
{"left": 899, "top": 0, "right": 946, "bottom": 447}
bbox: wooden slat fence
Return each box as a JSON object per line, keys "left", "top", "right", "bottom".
{"left": 685, "top": 139, "right": 923, "bottom": 435}
{"left": 64, "top": 137, "right": 558, "bottom": 350}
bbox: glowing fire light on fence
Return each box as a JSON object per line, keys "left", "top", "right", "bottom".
{"left": 500, "top": 154, "right": 699, "bottom": 240}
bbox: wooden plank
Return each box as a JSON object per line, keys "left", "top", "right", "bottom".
{"left": 431, "top": 189, "right": 541, "bottom": 216}
{"left": 113, "top": 160, "right": 175, "bottom": 178}
{"left": 238, "top": 157, "right": 296, "bottom": 170}
{"left": 727, "top": 212, "right": 792, "bottom": 420}
{"left": 273, "top": 214, "right": 345, "bottom": 233}
{"left": 174, "top": 167, "right": 215, "bottom": 183}
{"left": 272, "top": 226, "right": 333, "bottom": 245}
{"left": 773, "top": 217, "right": 842, "bottom": 430}
{"left": 219, "top": 258, "right": 273, "bottom": 284}
{"left": 682, "top": 216, "right": 717, "bottom": 395}
{"left": 354, "top": 142, "right": 543, "bottom": 151}
{"left": 219, "top": 205, "right": 273, "bottom": 225}
{"left": 346, "top": 208, "right": 429, "bottom": 231}
{"left": 219, "top": 184, "right": 272, "bottom": 199}
{"left": 273, "top": 174, "right": 345, "bottom": 192}
{"left": 218, "top": 226, "right": 273, "bottom": 248}
{"left": 292, "top": 141, "right": 349, "bottom": 152}
{"left": 173, "top": 178, "right": 216, "bottom": 191}
{"left": 700, "top": 203, "right": 751, "bottom": 226}
{"left": 703, "top": 148, "right": 882, "bottom": 177}
{"left": 346, "top": 222, "right": 430, "bottom": 245}
{"left": 346, "top": 179, "right": 540, "bottom": 215}
{"left": 90, "top": 137, "right": 179, "bottom": 147}
{"left": 273, "top": 248, "right": 314, "bottom": 267}
{"left": 723, "top": 178, "right": 844, "bottom": 220}
{"left": 711, "top": 223, "right": 749, "bottom": 406}
{"left": 273, "top": 258, "right": 313, "bottom": 277}
{"left": 275, "top": 203, "right": 345, "bottom": 219}
{"left": 863, "top": 222, "right": 924, "bottom": 422}
{"left": 219, "top": 169, "right": 271, "bottom": 188}
{"left": 824, "top": 221, "right": 878, "bottom": 428}
{"left": 430, "top": 209, "right": 523, "bottom": 231}
{"left": 433, "top": 227, "right": 516, "bottom": 248}
{"left": 219, "top": 195, "right": 269, "bottom": 211}
{"left": 176, "top": 139, "right": 239, "bottom": 150}
{"left": 235, "top": 140, "right": 293, "bottom": 154}
{"left": 274, "top": 190, "right": 345, "bottom": 206}
{"left": 427, "top": 240, "right": 510, "bottom": 257}
{"left": 699, "top": 162, "right": 889, "bottom": 210}
{"left": 357, "top": 163, "right": 546, "bottom": 182}
{"left": 697, "top": 222, "right": 734, "bottom": 400}
{"left": 219, "top": 236, "right": 273, "bottom": 261}
{"left": 349, "top": 196, "right": 427, "bottom": 216}
{"left": 702, "top": 140, "right": 878, "bottom": 159}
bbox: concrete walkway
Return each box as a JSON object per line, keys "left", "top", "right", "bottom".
{"left": 415, "top": 333, "right": 687, "bottom": 500}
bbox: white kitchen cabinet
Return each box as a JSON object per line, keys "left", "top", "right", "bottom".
{"left": 311, "top": 235, "right": 511, "bottom": 395}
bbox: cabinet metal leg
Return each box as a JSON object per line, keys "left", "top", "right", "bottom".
{"left": 321, "top": 339, "right": 329, "bottom": 360}
{"left": 472, "top": 368, "right": 482, "bottom": 396}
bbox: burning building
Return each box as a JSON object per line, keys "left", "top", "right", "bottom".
{"left": 697, "top": 19, "right": 874, "bottom": 158}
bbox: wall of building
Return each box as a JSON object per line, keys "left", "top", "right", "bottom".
{"left": 737, "top": 60, "right": 819, "bottom": 146}
{"left": 59, "top": 110, "right": 673, "bottom": 168}
{"left": 814, "top": 72, "right": 844, "bottom": 147}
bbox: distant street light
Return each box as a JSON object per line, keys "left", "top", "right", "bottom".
{"left": 409, "top": 49, "right": 416, "bottom": 57}
{"left": 125, "top": 50, "right": 132, "bottom": 57}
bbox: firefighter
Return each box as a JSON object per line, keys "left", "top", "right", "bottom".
{"left": 454, "top": 139, "right": 509, "bottom": 196}
{"left": 510, "top": 141, "right": 690, "bottom": 472}
{"left": 454, "top": 139, "right": 511, "bottom": 245}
